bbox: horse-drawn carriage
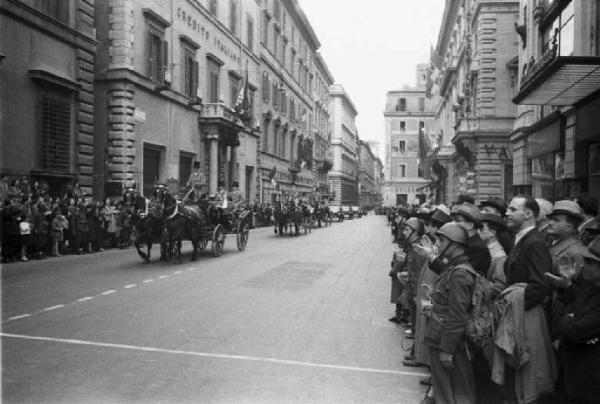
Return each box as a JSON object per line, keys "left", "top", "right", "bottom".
{"left": 126, "top": 186, "right": 251, "bottom": 263}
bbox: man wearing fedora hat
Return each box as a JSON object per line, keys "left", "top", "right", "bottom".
{"left": 546, "top": 200, "right": 587, "bottom": 279}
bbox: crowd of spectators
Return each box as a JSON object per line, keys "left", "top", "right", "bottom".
{"left": 387, "top": 192, "right": 600, "bottom": 404}
{"left": 0, "top": 176, "right": 137, "bottom": 263}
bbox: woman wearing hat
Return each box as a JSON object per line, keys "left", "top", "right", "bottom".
{"left": 552, "top": 238, "right": 600, "bottom": 403}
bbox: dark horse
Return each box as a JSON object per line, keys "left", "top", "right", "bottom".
{"left": 155, "top": 186, "right": 206, "bottom": 263}
{"left": 273, "top": 201, "right": 301, "bottom": 236}
{"left": 123, "top": 189, "right": 166, "bottom": 263}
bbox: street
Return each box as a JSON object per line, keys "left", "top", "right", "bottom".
{"left": 2, "top": 214, "right": 427, "bottom": 404}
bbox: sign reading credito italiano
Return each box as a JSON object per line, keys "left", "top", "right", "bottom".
{"left": 176, "top": 7, "right": 240, "bottom": 65}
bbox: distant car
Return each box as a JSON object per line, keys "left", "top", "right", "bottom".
{"left": 329, "top": 205, "right": 343, "bottom": 222}
{"left": 351, "top": 206, "right": 361, "bottom": 218}
{"left": 341, "top": 205, "right": 351, "bottom": 219}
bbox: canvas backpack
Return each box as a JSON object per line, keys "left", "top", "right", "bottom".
{"left": 454, "top": 264, "right": 496, "bottom": 349}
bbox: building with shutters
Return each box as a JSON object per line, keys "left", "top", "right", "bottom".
{"left": 257, "top": 0, "right": 321, "bottom": 203}
{"left": 93, "top": 0, "right": 261, "bottom": 199}
{"left": 357, "top": 140, "right": 381, "bottom": 208}
{"left": 0, "top": 0, "right": 97, "bottom": 195}
{"left": 428, "top": 0, "right": 519, "bottom": 204}
{"left": 311, "top": 52, "right": 334, "bottom": 199}
{"left": 511, "top": 0, "right": 600, "bottom": 201}
{"left": 329, "top": 84, "right": 359, "bottom": 205}
{"left": 383, "top": 65, "right": 436, "bottom": 207}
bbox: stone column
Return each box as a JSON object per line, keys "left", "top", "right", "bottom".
{"left": 207, "top": 132, "right": 219, "bottom": 195}
{"left": 230, "top": 143, "right": 238, "bottom": 189}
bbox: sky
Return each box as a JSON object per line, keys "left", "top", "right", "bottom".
{"left": 299, "top": 0, "right": 446, "bottom": 156}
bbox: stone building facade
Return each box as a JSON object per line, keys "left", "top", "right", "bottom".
{"left": 257, "top": 0, "right": 320, "bottom": 204}
{"left": 428, "top": 0, "right": 519, "bottom": 204}
{"left": 94, "top": 0, "right": 261, "bottom": 199}
{"left": 329, "top": 84, "right": 359, "bottom": 205}
{"left": 1, "top": 0, "right": 97, "bottom": 195}
{"left": 511, "top": 0, "right": 600, "bottom": 201}
{"left": 358, "top": 140, "right": 380, "bottom": 208}
{"left": 312, "top": 52, "right": 334, "bottom": 198}
{"left": 383, "top": 65, "right": 436, "bottom": 207}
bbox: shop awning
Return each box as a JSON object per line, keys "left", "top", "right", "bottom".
{"left": 513, "top": 56, "right": 600, "bottom": 106}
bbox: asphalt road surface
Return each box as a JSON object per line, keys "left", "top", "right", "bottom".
{"left": 2, "top": 213, "right": 427, "bottom": 404}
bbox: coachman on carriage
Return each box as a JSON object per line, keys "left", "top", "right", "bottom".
{"left": 152, "top": 177, "right": 252, "bottom": 263}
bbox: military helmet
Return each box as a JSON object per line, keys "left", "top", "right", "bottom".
{"left": 403, "top": 217, "right": 425, "bottom": 235}
{"left": 436, "top": 222, "right": 469, "bottom": 245}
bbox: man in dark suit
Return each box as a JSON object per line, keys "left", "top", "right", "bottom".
{"left": 505, "top": 195, "right": 553, "bottom": 310}
{"left": 503, "top": 195, "right": 554, "bottom": 403}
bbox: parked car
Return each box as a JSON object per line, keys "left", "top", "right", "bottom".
{"left": 341, "top": 205, "right": 351, "bottom": 219}
{"left": 351, "top": 206, "right": 361, "bottom": 218}
{"left": 329, "top": 205, "right": 343, "bottom": 222}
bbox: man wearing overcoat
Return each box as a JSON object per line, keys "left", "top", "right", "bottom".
{"left": 424, "top": 222, "right": 476, "bottom": 404}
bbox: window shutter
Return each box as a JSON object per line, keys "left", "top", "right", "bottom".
{"left": 193, "top": 61, "right": 199, "bottom": 98}
{"left": 147, "top": 33, "right": 154, "bottom": 78}
{"left": 162, "top": 40, "right": 169, "bottom": 83}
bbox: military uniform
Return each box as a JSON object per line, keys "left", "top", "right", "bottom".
{"left": 425, "top": 255, "right": 476, "bottom": 404}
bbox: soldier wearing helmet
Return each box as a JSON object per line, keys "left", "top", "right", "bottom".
{"left": 451, "top": 202, "right": 491, "bottom": 276}
{"left": 424, "top": 222, "right": 476, "bottom": 404}
{"left": 389, "top": 217, "right": 426, "bottom": 328}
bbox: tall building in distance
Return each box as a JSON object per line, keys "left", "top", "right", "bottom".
{"left": 312, "top": 52, "right": 334, "bottom": 197}
{"left": 383, "top": 64, "right": 436, "bottom": 207}
{"left": 329, "top": 83, "right": 358, "bottom": 205}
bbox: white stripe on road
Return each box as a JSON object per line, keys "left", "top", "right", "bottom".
{"left": 124, "top": 284, "right": 136, "bottom": 289}
{"left": 158, "top": 275, "right": 168, "bottom": 279}
{"left": 0, "top": 333, "right": 428, "bottom": 378}
{"left": 143, "top": 279, "right": 154, "bottom": 283}
{"left": 7, "top": 314, "right": 31, "bottom": 321}
{"left": 173, "top": 271, "right": 183, "bottom": 275}
{"left": 77, "top": 297, "right": 94, "bottom": 302}
{"left": 101, "top": 290, "right": 116, "bottom": 296}
{"left": 42, "top": 305, "right": 64, "bottom": 311}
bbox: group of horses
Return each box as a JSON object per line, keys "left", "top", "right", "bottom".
{"left": 272, "top": 201, "right": 332, "bottom": 236}
{"left": 123, "top": 187, "right": 251, "bottom": 263}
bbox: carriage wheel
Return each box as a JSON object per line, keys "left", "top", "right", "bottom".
{"left": 236, "top": 223, "right": 249, "bottom": 251}
{"left": 212, "top": 224, "right": 225, "bottom": 257}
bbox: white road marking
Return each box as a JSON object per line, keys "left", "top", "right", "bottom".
{"left": 124, "top": 284, "right": 136, "bottom": 289}
{"left": 7, "top": 314, "right": 31, "bottom": 321}
{"left": 101, "top": 290, "right": 116, "bottom": 296}
{"left": 0, "top": 333, "right": 428, "bottom": 378}
{"left": 158, "top": 275, "right": 168, "bottom": 279}
{"left": 77, "top": 297, "right": 94, "bottom": 302}
{"left": 42, "top": 305, "right": 64, "bottom": 312}
{"left": 143, "top": 279, "right": 154, "bottom": 283}
{"left": 173, "top": 271, "right": 183, "bottom": 275}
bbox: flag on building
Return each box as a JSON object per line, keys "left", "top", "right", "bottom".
{"left": 300, "top": 160, "right": 306, "bottom": 169}
{"left": 299, "top": 108, "right": 308, "bottom": 129}
{"left": 234, "top": 61, "right": 251, "bottom": 121}
{"left": 268, "top": 165, "right": 277, "bottom": 187}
